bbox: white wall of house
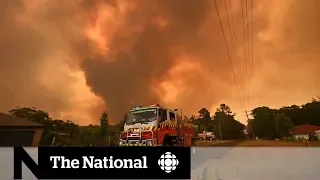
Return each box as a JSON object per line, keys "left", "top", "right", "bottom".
{"left": 294, "top": 134, "right": 310, "bottom": 140}
{"left": 315, "top": 130, "right": 320, "bottom": 140}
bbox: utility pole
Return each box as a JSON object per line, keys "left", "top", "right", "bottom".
{"left": 218, "top": 124, "right": 222, "bottom": 140}
{"left": 51, "top": 124, "right": 56, "bottom": 146}
{"left": 51, "top": 136, "right": 56, "bottom": 146}
{"left": 245, "top": 110, "right": 255, "bottom": 139}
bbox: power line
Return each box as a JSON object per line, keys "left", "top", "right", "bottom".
{"left": 213, "top": 0, "right": 245, "bottom": 114}
{"left": 245, "top": 0, "right": 250, "bottom": 112}
{"left": 249, "top": 0, "right": 254, "bottom": 111}
{"left": 224, "top": 0, "right": 245, "bottom": 101}
{"left": 245, "top": 0, "right": 255, "bottom": 139}
{"left": 245, "top": 110, "right": 255, "bottom": 139}
{"left": 240, "top": 0, "right": 256, "bottom": 138}
{"left": 240, "top": 0, "right": 248, "bottom": 110}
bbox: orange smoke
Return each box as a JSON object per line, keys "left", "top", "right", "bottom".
{"left": 1, "top": 0, "right": 320, "bottom": 125}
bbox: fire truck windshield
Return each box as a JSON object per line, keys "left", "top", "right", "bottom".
{"left": 126, "top": 108, "right": 158, "bottom": 125}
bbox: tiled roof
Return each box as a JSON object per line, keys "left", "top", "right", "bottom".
{"left": 0, "top": 112, "right": 43, "bottom": 127}
{"left": 291, "top": 124, "right": 320, "bottom": 135}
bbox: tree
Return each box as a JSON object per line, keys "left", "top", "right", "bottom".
{"left": 275, "top": 114, "right": 294, "bottom": 138}
{"left": 278, "top": 105, "right": 304, "bottom": 126}
{"left": 276, "top": 98, "right": 320, "bottom": 127}
{"left": 100, "top": 111, "right": 109, "bottom": 140}
{"left": 72, "top": 125, "right": 100, "bottom": 146}
{"left": 6, "top": 107, "right": 125, "bottom": 146}
{"left": 198, "top": 124, "right": 206, "bottom": 133}
{"left": 218, "top": 104, "right": 235, "bottom": 116}
{"left": 8, "top": 107, "right": 51, "bottom": 124}
{"left": 8, "top": 107, "right": 56, "bottom": 145}
{"left": 213, "top": 104, "right": 244, "bottom": 140}
{"left": 300, "top": 98, "right": 320, "bottom": 126}
{"left": 251, "top": 107, "right": 277, "bottom": 139}
{"left": 199, "top": 108, "right": 210, "bottom": 119}
{"left": 189, "top": 115, "right": 197, "bottom": 124}
{"left": 194, "top": 108, "right": 213, "bottom": 132}
{"left": 183, "top": 116, "right": 189, "bottom": 122}
{"left": 247, "top": 119, "right": 255, "bottom": 139}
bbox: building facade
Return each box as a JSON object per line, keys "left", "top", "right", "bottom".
{"left": 291, "top": 124, "right": 320, "bottom": 140}
{"left": 0, "top": 112, "right": 43, "bottom": 146}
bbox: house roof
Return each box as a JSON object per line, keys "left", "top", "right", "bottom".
{"left": 0, "top": 112, "right": 43, "bottom": 127}
{"left": 291, "top": 124, "right": 320, "bottom": 135}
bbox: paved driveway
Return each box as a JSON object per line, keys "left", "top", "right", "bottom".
{"left": 191, "top": 147, "right": 320, "bottom": 180}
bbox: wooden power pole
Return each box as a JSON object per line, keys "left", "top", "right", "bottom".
{"left": 245, "top": 110, "right": 255, "bottom": 139}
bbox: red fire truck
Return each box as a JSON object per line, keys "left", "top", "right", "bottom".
{"left": 118, "top": 104, "right": 198, "bottom": 146}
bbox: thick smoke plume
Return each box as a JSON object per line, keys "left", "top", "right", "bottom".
{"left": 0, "top": 0, "right": 319, "bottom": 124}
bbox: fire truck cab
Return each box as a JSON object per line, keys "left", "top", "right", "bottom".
{"left": 119, "top": 104, "right": 197, "bottom": 147}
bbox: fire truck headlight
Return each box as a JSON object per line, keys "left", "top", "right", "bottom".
{"left": 119, "top": 141, "right": 123, "bottom": 146}
{"left": 146, "top": 140, "right": 153, "bottom": 146}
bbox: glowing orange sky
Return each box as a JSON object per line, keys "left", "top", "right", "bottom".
{"left": 0, "top": 0, "right": 319, "bottom": 125}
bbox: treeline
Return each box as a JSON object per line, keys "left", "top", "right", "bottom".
{"left": 8, "top": 107, "right": 124, "bottom": 146}
{"left": 189, "top": 104, "right": 246, "bottom": 140}
{"left": 8, "top": 103, "right": 246, "bottom": 146}
{"left": 248, "top": 97, "right": 320, "bottom": 140}
{"left": 7, "top": 97, "right": 320, "bottom": 145}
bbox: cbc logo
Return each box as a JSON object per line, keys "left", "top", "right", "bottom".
{"left": 158, "top": 152, "right": 179, "bottom": 173}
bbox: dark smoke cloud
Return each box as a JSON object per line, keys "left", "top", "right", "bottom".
{"left": 0, "top": 0, "right": 320, "bottom": 124}
{"left": 79, "top": 0, "right": 229, "bottom": 123}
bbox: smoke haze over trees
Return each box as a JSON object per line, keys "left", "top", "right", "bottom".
{"left": 0, "top": 0, "right": 320, "bottom": 125}
{"left": 5, "top": 98, "right": 320, "bottom": 145}
{"left": 248, "top": 98, "right": 320, "bottom": 140}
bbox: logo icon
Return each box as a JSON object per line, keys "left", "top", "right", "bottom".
{"left": 158, "top": 152, "right": 179, "bottom": 173}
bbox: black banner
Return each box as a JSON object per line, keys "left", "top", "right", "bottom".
{"left": 14, "top": 147, "right": 190, "bottom": 179}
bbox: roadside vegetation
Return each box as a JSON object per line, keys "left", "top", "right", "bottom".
{"left": 6, "top": 97, "right": 320, "bottom": 146}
